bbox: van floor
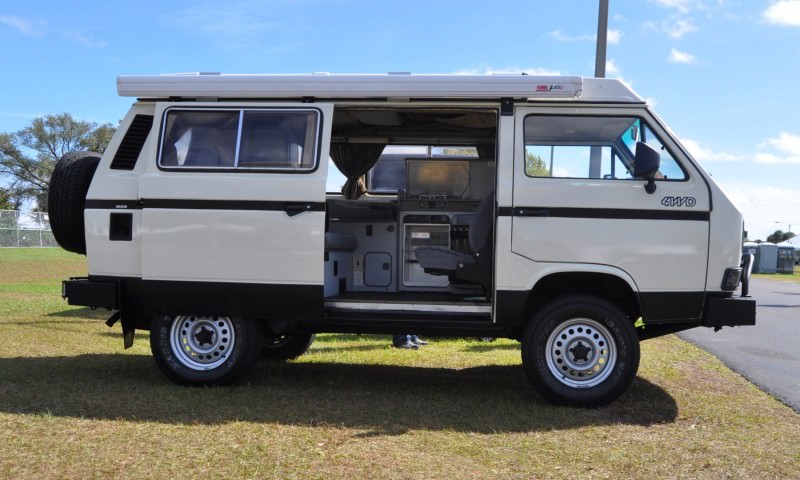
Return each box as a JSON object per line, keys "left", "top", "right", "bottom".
{"left": 324, "top": 291, "right": 492, "bottom": 315}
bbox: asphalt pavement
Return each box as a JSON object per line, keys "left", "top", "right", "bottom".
{"left": 679, "top": 278, "right": 800, "bottom": 412}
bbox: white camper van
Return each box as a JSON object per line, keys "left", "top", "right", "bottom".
{"left": 51, "top": 73, "right": 755, "bottom": 406}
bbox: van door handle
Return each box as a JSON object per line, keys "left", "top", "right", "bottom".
{"left": 284, "top": 202, "right": 313, "bottom": 217}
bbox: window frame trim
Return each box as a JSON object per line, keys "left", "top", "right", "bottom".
{"left": 156, "top": 106, "right": 323, "bottom": 174}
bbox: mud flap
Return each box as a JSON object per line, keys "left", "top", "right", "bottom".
{"left": 104, "top": 310, "right": 135, "bottom": 348}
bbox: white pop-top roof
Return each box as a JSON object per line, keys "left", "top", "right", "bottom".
{"left": 116, "top": 73, "right": 643, "bottom": 103}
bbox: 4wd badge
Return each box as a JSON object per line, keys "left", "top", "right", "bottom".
{"left": 661, "top": 196, "right": 696, "bottom": 207}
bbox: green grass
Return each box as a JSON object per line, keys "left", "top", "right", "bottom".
{"left": 1, "top": 248, "right": 799, "bottom": 479}
{"left": 753, "top": 264, "right": 800, "bottom": 283}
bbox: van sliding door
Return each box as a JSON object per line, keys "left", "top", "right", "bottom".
{"left": 137, "top": 103, "right": 332, "bottom": 320}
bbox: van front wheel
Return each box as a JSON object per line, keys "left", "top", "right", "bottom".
{"left": 521, "top": 295, "right": 640, "bottom": 407}
{"left": 150, "top": 315, "right": 263, "bottom": 385}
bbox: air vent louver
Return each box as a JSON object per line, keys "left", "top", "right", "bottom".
{"left": 109, "top": 114, "right": 153, "bottom": 170}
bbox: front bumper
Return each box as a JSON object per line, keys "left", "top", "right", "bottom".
{"left": 702, "top": 296, "right": 756, "bottom": 328}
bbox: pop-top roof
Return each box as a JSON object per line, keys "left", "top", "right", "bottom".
{"left": 116, "top": 73, "right": 643, "bottom": 103}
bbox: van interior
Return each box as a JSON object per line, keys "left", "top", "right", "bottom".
{"left": 322, "top": 107, "right": 498, "bottom": 319}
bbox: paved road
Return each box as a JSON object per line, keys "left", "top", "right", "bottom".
{"left": 679, "top": 278, "right": 800, "bottom": 412}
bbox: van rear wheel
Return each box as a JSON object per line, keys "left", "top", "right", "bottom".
{"left": 521, "top": 295, "right": 640, "bottom": 407}
{"left": 262, "top": 332, "right": 315, "bottom": 360}
{"left": 150, "top": 314, "right": 262, "bottom": 385}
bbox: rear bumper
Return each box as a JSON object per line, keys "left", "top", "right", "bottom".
{"left": 62, "top": 277, "right": 119, "bottom": 309}
{"left": 702, "top": 296, "right": 756, "bottom": 328}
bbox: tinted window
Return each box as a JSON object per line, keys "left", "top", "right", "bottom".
{"left": 159, "top": 108, "right": 319, "bottom": 171}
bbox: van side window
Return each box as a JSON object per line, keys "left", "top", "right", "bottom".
{"left": 639, "top": 123, "right": 687, "bottom": 181}
{"left": 161, "top": 110, "right": 238, "bottom": 167}
{"left": 523, "top": 115, "right": 687, "bottom": 180}
{"left": 238, "top": 111, "right": 318, "bottom": 169}
{"left": 159, "top": 108, "right": 319, "bottom": 171}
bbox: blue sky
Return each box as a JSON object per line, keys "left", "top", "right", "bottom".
{"left": 1, "top": 0, "right": 799, "bottom": 240}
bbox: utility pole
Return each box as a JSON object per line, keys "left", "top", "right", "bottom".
{"left": 589, "top": 0, "right": 610, "bottom": 177}
{"left": 595, "top": 0, "right": 609, "bottom": 78}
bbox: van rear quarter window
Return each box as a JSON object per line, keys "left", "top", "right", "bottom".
{"left": 159, "top": 108, "right": 319, "bottom": 171}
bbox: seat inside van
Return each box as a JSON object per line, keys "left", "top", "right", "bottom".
{"left": 323, "top": 108, "right": 497, "bottom": 305}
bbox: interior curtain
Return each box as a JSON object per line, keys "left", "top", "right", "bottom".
{"left": 476, "top": 144, "right": 495, "bottom": 159}
{"left": 329, "top": 143, "right": 386, "bottom": 199}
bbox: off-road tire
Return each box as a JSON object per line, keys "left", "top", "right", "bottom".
{"left": 47, "top": 151, "right": 101, "bottom": 254}
{"left": 521, "top": 295, "right": 640, "bottom": 407}
{"left": 262, "top": 332, "right": 316, "bottom": 360}
{"left": 150, "top": 315, "right": 263, "bottom": 386}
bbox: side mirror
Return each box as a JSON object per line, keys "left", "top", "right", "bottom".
{"left": 633, "top": 142, "right": 661, "bottom": 194}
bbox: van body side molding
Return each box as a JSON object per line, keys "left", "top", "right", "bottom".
{"left": 498, "top": 206, "right": 709, "bottom": 221}
{"left": 85, "top": 199, "right": 326, "bottom": 212}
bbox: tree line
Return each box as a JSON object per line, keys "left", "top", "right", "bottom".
{"left": 0, "top": 113, "right": 115, "bottom": 211}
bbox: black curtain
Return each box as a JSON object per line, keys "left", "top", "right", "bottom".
{"left": 476, "top": 144, "right": 495, "bottom": 160}
{"left": 329, "top": 143, "right": 386, "bottom": 199}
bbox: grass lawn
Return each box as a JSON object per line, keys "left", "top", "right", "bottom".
{"left": 1, "top": 248, "right": 798, "bottom": 479}
{"left": 753, "top": 264, "right": 800, "bottom": 284}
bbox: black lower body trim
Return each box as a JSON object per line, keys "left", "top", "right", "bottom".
{"left": 494, "top": 290, "right": 529, "bottom": 326}
{"left": 140, "top": 280, "right": 323, "bottom": 319}
{"left": 639, "top": 291, "right": 705, "bottom": 323}
{"left": 82, "top": 276, "right": 323, "bottom": 322}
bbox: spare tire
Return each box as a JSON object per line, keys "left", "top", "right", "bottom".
{"left": 48, "top": 151, "right": 101, "bottom": 255}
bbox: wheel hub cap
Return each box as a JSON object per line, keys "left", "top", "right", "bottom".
{"left": 545, "top": 318, "right": 617, "bottom": 388}
{"left": 169, "top": 315, "right": 236, "bottom": 371}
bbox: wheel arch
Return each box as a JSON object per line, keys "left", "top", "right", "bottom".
{"left": 525, "top": 268, "right": 642, "bottom": 324}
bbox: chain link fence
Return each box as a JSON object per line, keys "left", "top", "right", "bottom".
{"left": 0, "top": 210, "right": 58, "bottom": 248}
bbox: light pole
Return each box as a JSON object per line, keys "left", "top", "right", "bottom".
{"left": 591, "top": 1, "right": 610, "bottom": 177}
{"left": 774, "top": 221, "right": 795, "bottom": 233}
{"left": 595, "top": 0, "right": 609, "bottom": 78}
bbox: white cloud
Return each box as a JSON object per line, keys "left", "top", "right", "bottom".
{"left": 455, "top": 66, "right": 562, "bottom": 76}
{"left": 668, "top": 19, "right": 698, "bottom": 38}
{"left": 547, "top": 28, "right": 622, "bottom": 45}
{"left": 754, "top": 131, "right": 800, "bottom": 164}
{"left": 605, "top": 60, "right": 619, "bottom": 76}
{"left": 719, "top": 182, "right": 800, "bottom": 240}
{"left": 652, "top": 0, "right": 693, "bottom": 14}
{"left": 645, "top": 18, "right": 698, "bottom": 38}
{"left": 681, "top": 138, "right": 744, "bottom": 162}
{"left": 170, "top": 1, "right": 286, "bottom": 50}
{"left": 754, "top": 152, "right": 800, "bottom": 164}
{"left": 547, "top": 30, "right": 595, "bottom": 42}
{"left": 764, "top": 131, "right": 800, "bottom": 154}
{"left": 650, "top": 0, "right": 713, "bottom": 14}
{"left": 63, "top": 30, "right": 107, "bottom": 49}
{"left": 0, "top": 14, "right": 46, "bottom": 37}
{"left": 668, "top": 48, "right": 697, "bottom": 64}
{"left": 603, "top": 61, "right": 634, "bottom": 90}
{"left": 763, "top": 0, "right": 800, "bottom": 27}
